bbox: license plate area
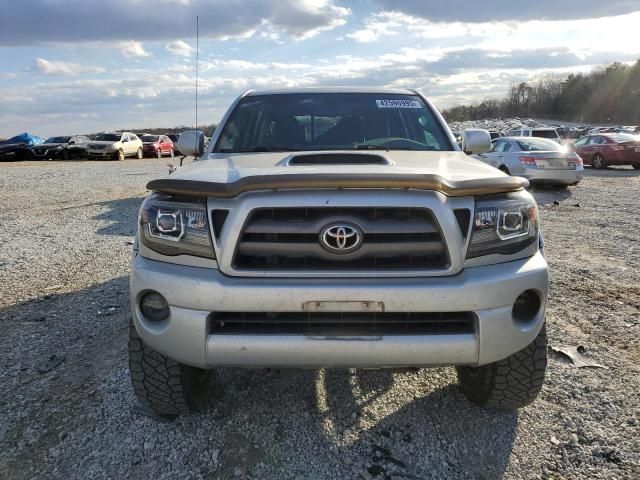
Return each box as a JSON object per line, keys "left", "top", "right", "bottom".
{"left": 536, "top": 158, "right": 567, "bottom": 169}
{"left": 303, "top": 301, "right": 385, "bottom": 313}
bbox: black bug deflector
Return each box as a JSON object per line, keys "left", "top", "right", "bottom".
{"left": 146, "top": 173, "right": 528, "bottom": 198}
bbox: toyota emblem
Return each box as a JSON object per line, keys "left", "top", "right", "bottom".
{"left": 320, "top": 223, "right": 363, "bottom": 253}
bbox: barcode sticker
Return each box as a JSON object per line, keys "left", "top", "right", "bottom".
{"left": 376, "top": 99, "right": 422, "bottom": 109}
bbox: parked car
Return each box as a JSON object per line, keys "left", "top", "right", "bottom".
{"left": 0, "top": 132, "right": 45, "bottom": 161}
{"left": 129, "top": 87, "right": 549, "bottom": 417}
{"left": 475, "top": 137, "right": 583, "bottom": 186}
{"left": 141, "top": 134, "right": 174, "bottom": 158}
{"left": 167, "top": 134, "right": 182, "bottom": 155}
{"left": 28, "top": 135, "right": 90, "bottom": 160}
{"left": 572, "top": 133, "right": 640, "bottom": 169}
{"left": 556, "top": 127, "right": 583, "bottom": 139}
{"left": 86, "top": 132, "right": 143, "bottom": 161}
{"left": 0, "top": 141, "right": 30, "bottom": 161}
{"left": 504, "top": 127, "right": 561, "bottom": 143}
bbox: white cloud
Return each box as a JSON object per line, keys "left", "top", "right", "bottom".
{"left": 345, "top": 12, "right": 405, "bottom": 43}
{"left": 0, "top": 72, "right": 17, "bottom": 80}
{"left": 119, "top": 41, "right": 151, "bottom": 58}
{"left": 370, "top": 0, "right": 640, "bottom": 22}
{"left": 30, "top": 58, "right": 105, "bottom": 75}
{"left": 166, "top": 40, "right": 193, "bottom": 56}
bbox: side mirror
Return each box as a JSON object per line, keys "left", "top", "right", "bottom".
{"left": 462, "top": 128, "right": 491, "bottom": 154}
{"left": 177, "top": 130, "right": 205, "bottom": 157}
{"left": 68, "top": 140, "right": 75, "bottom": 145}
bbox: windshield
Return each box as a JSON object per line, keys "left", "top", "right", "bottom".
{"left": 516, "top": 138, "right": 562, "bottom": 152}
{"left": 94, "top": 133, "right": 121, "bottom": 142}
{"left": 45, "top": 136, "right": 70, "bottom": 143}
{"left": 532, "top": 129, "right": 559, "bottom": 139}
{"left": 215, "top": 93, "right": 452, "bottom": 153}
{"left": 141, "top": 135, "right": 159, "bottom": 142}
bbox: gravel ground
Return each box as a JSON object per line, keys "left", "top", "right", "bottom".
{"left": 0, "top": 158, "right": 638, "bottom": 480}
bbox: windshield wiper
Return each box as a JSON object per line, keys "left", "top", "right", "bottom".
{"left": 354, "top": 144, "right": 414, "bottom": 151}
{"left": 219, "top": 146, "right": 300, "bottom": 153}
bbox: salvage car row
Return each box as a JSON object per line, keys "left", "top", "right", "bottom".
{"left": 0, "top": 131, "right": 183, "bottom": 161}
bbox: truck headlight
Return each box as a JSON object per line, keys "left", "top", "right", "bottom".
{"left": 466, "top": 191, "right": 539, "bottom": 259}
{"left": 139, "top": 193, "right": 215, "bottom": 259}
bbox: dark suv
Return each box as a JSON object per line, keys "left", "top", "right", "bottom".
{"left": 29, "top": 135, "right": 90, "bottom": 160}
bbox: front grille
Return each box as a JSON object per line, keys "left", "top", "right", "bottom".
{"left": 233, "top": 207, "right": 449, "bottom": 271}
{"left": 208, "top": 311, "right": 475, "bottom": 335}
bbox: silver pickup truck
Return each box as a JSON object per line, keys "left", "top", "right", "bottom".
{"left": 128, "top": 87, "right": 548, "bottom": 417}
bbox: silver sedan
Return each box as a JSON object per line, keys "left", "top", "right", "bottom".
{"left": 475, "top": 137, "right": 583, "bottom": 186}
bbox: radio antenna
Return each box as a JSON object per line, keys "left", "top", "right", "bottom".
{"left": 194, "top": 15, "right": 199, "bottom": 159}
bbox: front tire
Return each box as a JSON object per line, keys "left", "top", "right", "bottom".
{"left": 136, "top": 147, "right": 143, "bottom": 159}
{"left": 128, "top": 321, "right": 214, "bottom": 416}
{"left": 156, "top": 148, "right": 162, "bottom": 159}
{"left": 592, "top": 153, "right": 605, "bottom": 169}
{"left": 456, "top": 325, "right": 547, "bottom": 410}
{"left": 116, "top": 149, "right": 125, "bottom": 161}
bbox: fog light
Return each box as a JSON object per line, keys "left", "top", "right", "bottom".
{"left": 140, "top": 291, "right": 170, "bottom": 322}
{"left": 512, "top": 290, "right": 541, "bottom": 322}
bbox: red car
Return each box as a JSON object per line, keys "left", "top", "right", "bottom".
{"left": 573, "top": 133, "right": 640, "bottom": 169}
{"left": 141, "top": 135, "right": 174, "bottom": 158}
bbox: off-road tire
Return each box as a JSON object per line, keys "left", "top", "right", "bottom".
{"left": 128, "top": 321, "right": 214, "bottom": 416}
{"left": 136, "top": 148, "right": 143, "bottom": 159}
{"left": 592, "top": 153, "right": 605, "bottom": 169}
{"left": 456, "top": 325, "right": 547, "bottom": 410}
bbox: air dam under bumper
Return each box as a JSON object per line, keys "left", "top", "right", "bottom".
{"left": 130, "top": 252, "right": 548, "bottom": 369}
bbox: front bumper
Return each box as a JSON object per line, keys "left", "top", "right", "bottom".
{"left": 130, "top": 252, "right": 548, "bottom": 369}
{"left": 87, "top": 150, "right": 114, "bottom": 160}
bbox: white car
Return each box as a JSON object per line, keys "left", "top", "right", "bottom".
{"left": 504, "top": 127, "right": 561, "bottom": 143}
{"left": 475, "top": 137, "right": 583, "bottom": 186}
{"left": 87, "top": 132, "right": 143, "bottom": 161}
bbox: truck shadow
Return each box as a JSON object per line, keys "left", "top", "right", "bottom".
{"left": 92, "top": 196, "right": 145, "bottom": 237}
{"left": 0, "top": 278, "right": 517, "bottom": 480}
{"left": 213, "top": 366, "right": 518, "bottom": 479}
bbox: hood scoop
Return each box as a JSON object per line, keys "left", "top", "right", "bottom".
{"left": 285, "top": 152, "right": 391, "bottom": 166}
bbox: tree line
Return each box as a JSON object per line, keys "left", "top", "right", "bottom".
{"left": 442, "top": 59, "right": 640, "bottom": 124}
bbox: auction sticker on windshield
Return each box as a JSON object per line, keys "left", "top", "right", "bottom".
{"left": 376, "top": 99, "right": 422, "bottom": 108}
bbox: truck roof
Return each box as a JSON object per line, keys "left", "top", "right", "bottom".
{"left": 246, "top": 86, "right": 417, "bottom": 96}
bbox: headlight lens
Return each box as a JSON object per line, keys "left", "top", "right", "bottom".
{"left": 466, "top": 191, "right": 539, "bottom": 259}
{"left": 139, "top": 193, "right": 215, "bottom": 258}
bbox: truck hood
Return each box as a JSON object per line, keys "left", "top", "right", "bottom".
{"left": 148, "top": 150, "right": 528, "bottom": 198}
